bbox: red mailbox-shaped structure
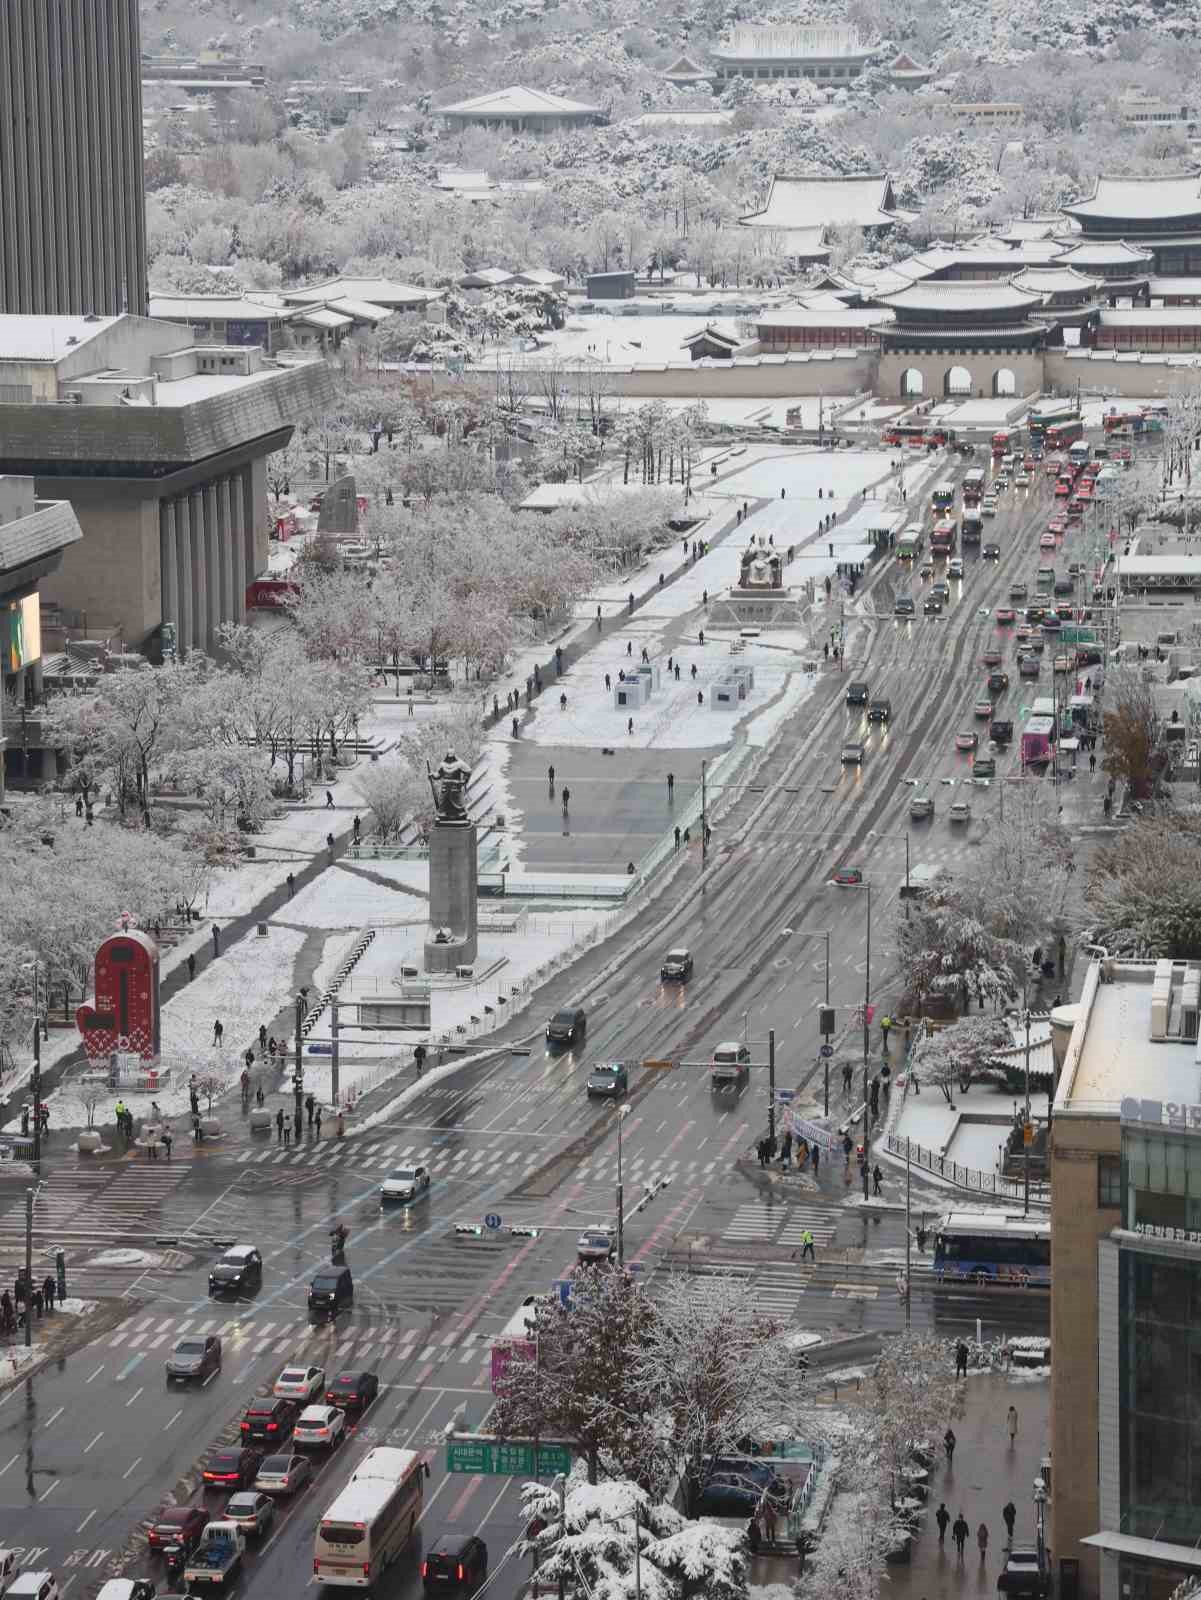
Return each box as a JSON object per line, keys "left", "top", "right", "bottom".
{"left": 76, "top": 930, "right": 161, "bottom": 1062}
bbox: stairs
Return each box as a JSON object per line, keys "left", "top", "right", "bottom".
{"left": 301, "top": 929, "right": 376, "bottom": 1040}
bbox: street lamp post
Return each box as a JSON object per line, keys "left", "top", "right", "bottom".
{"left": 293, "top": 993, "right": 306, "bottom": 1132}
{"left": 1022, "top": 1001, "right": 1033, "bottom": 1216}
{"left": 21, "top": 963, "right": 42, "bottom": 1177}
{"left": 1033, "top": 1476, "right": 1048, "bottom": 1578}
{"left": 862, "top": 883, "right": 872, "bottom": 1202}
{"left": 615, "top": 1103, "right": 630, "bottom": 1267}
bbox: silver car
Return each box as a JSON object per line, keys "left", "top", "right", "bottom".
{"left": 254, "top": 1452, "right": 313, "bottom": 1496}
{"left": 225, "top": 1491, "right": 275, "bottom": 1536}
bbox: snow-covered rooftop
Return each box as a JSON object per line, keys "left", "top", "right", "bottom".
{"left": 1010, "top": 266, "right": 1103, "bottom": 294}
{"left": 323, "top": 297, "right": 394, "bottom": 323}
{"left": 0, "top": 314, "right": 122, "bottom": 360}
{"left": 715, "top": 23, "right": 871, "bottom": 59}
{"left": 878, "top": 282, "right": 1043, "bottom": 313}
{"left": 1055, "top": 240, "right": 1154, "bottom": 266}
{"left": 629, "top": 111, "right": 734, "bottom": 128}
{"left": 1057, "top": 962, "right": 1201, "bottom": 1115}
{"left": 282, "top": 277, "right": 436, "bottom": 307}
{"left": 1149, "top": 277, "right": 1201, "bottom": 296}
{"left": 1065, "top": 172, "right": 1201, "bottom": 222}
{"left": 148, "top": 293, "right": 299, "bottom": 322}
{"left": 741, "top": 174, "right": 896, "bottom": 233}
{"left": 440, "top": 85, "right": 601, "bottom": 117}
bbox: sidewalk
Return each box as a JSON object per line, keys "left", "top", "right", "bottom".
{"left": 884, "top": 1371, "right": 1050, "bottom": 1600}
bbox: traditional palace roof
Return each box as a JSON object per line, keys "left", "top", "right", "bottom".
{"left": 714, "top": 24, "right": 872, "bottom": 62}
{"left": 1054, "top": 240, "right": 1154, "bottom": 270}
{"left": 1010, "top": 266, "right": 1103, "bottom": 297}
{"left": 877, "top": 281, "right": 1044, "bottom": 317}
{"left": 439, "top": 86, "right": 602, "bottom": 119}
{"left": 741, "top": 174, "right": 897, "bottom": 233}
{"left": 1064, "top": 172, "right": 1201, "bottom": 224}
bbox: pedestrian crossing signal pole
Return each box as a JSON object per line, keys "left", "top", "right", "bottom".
{"left": 768, "top": 1029, "right": 776, "bottom": 1143}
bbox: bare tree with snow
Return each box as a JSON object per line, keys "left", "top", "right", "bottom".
{"left": 909, "top": 1014, "right": 1016, "bottom": 1104}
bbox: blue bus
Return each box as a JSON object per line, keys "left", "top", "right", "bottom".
{"left": 932, "top": 1210, "right": 1050, "bottom": 1287}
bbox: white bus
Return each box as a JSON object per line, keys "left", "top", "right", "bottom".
{"left": 314, "top": 1446, "right": 429, "bottom": 1588}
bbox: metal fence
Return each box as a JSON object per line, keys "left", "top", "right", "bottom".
{"left": 885, "top": 1133, "right": 1049, "bottom": 1203}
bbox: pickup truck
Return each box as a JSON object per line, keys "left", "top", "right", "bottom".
{"left": 184, "top": 1522, "right": 246, "bottom": 1587}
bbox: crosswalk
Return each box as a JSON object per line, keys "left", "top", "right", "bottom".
{"left": 754, "top": 1266, "right": 814, "bottom": 1317}
{"left": 722, "top": 1202, "right": 839, "bottom": 1249}
{"left": 105, "top": 1309, "right": 502, "bottom": 1372}
{"left": 0, "top": 1162, "right": 193, "bottom": 1251}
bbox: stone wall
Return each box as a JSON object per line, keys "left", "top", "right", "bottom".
{"left": 877, "top": 345, "right": 1045, "bottom": 401}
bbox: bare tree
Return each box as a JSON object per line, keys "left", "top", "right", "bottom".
{"left": 909, "top": 1015, "right": 1015, "bottom": 1104}
{"left": 1102, "top": 666, "right": 1161, "bottom": 799}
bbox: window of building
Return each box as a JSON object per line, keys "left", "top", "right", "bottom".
{"left": 1099, "top": 1154, "right": 1122, "bottom": 1208}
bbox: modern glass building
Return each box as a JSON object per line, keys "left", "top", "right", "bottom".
{"left": 1090, "top": 1103, "right": 1201, "bottom": 1600}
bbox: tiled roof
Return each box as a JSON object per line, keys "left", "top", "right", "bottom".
{"left": 1065, "top": 172, "right": 1201, "bottom": 222}
{"left": 878, "top": 281, "right": 1043, "bottom": 313}
{"left": 440, "top": 85, "right": 601, "bottom": 116}
{"left": 741, "top": 173, "right": 895, "bottom": 232}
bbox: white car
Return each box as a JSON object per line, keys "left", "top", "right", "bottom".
{"left": 380, "top": 1165, "right": 430, "bottom": 1203}
{"left": 947, "top": 558, "right": 964, "bottom": 578}
{"left": 273, "top": 1364, "right": 325, "bottom": 1402}
{"left": 292, "top": 1404, "right": 346, "bottom": 1448}
{"left": 949, "top": 800, "right": 972, "bottom": 825}
{"left": 1015, "top": 472, "right": 1031, "bottom": 487}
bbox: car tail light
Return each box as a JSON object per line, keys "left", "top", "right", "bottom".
{"left": 240, "top": 1422, "right": 249, "bottom": 1433}
{"left": 421, "top": 1563, "right": 428, "bottom": 1579}
{"left": 313, "top": 1561, "right": 319, "bottom": 1575}
{"left": 267, "top": 1423, "right": 278, "bottom": 1432}
{"left": 362, "top": 1563, "right": 370, "bottom": 1576}
{"left": 457, "top": 1565, "right": 464, "bottom": 1582}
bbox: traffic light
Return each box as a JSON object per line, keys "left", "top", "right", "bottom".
{"left": 819, "top": 1006, "right": 835, "bottom": 1037}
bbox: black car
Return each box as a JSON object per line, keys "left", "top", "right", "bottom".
{"left": 989, "top": 719, "right": 1014, "bottom": 745}
{"left": 586, "top": 1062, "right": 628, "bottom": 1099}
{"left": 325, "top": 1370, "right": 380, "bottom": 1412}
{"left": 209, "top": 1245, "right": 262, "bottom": 1297}
{"left": 240, "top": 1397, "right": 299, "bottom": 1445}
{"left": 545, "top": 1006, "right": 585, "bottom": 1047}
{"left": 309, "top": 1265, "right": 353, "bottom": 1317}
{"left": 423, "top": 1534, "right": 488, "bottom": 1594}
{"left": 973, "top": 754, "right": 997, "bottom": 779}
{"left": 660, "top": 947, "right": 693, "bottom": 981}
{"left": 983, "top": 542, "right": 1001, "bottom": 560}
{"left": 867, "top": 698, "right": 892, "bottom": 724}
{"left": 996, "top": 1547, "right": 1051, "bottom": 1598}
{"left": 987, "top": 671, "right": 1010, "bottom": 693}
{"left": 845, "top": 680, "right": 869, "bottom": 706}
{"left": 203, "top": 1447, "right": 264, "bottom": 1489}
{"left": 923, "top": 595, "right": 943, "bottom": 615}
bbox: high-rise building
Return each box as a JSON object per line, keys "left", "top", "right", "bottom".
{"left": 0, "top": 0, "right": 148, "bottom": 316}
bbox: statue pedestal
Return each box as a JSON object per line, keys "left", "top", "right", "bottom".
{"left": 425, "top": 821, "right": 479, "bottom": 974}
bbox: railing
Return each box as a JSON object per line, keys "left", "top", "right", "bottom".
{"left": 885, "top": 1133, "right": 1049, "bottom": 1204}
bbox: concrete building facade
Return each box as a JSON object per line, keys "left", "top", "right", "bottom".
{"left": 0, "top": 315, "right": 330, "bottom": 656}
{"left": 0, "top": 0, "right": 148, "bottom": 317}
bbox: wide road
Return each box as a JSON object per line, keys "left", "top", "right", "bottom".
{"left": 0, "top": 440, "right": 1069, "bottom": 1600}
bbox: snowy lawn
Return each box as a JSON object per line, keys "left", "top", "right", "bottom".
{"left": 717, "top": 449, "right": 894, "bottom": 504}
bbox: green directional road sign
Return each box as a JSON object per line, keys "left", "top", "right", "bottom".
{"left": 446, "top": 1436, "right": 573, "bottom": 1476}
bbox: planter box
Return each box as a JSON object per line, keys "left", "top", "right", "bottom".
{"left": 77, "top": 1131, "right": 104, "bottom": 1155}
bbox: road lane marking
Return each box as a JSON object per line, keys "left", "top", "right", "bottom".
{"left": 125, "top": 1386, "right": 144, "bottom": 1407}
{"left": 86, "top": 1365, "right": 105, "bottom": 1383}
{"left": 38, "top": 1480, "right": 59, "bottom": 1501}
{"left": 122, "top": 1456, "right": 143, "bottom": 1479}
{"left": 75, "top": 1510, "right": 98, "bottom": 1535}
{"left": 83, "top": 1432, "right": 103, "bottom": 1453}
{"left": 0, "top": 1453, "right": 18, "bottom": 1475}
{"left": 165, "top": 1408, "right": 183, "bottom": 1430}
{"left": 44, "top": 1406, "right": 65, "bottom": 1428}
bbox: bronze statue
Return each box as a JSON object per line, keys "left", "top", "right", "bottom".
{"left": 427, "top": 750, "right": 473, "bottom": 823}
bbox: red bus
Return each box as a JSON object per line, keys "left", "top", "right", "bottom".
{"left": 881, "top": 424, "right": 928, "bottom": 448}
{"left": 931, "top": 519, "right": 957, "bottom": 555}
{"left": 991, "top": 428, "right": 1023, "bottom": 455}
{"left": 1046, "top": 420, "right": 1084, "bottom": 450}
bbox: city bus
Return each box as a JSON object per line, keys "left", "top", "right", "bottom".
{"left": 991, "top": 427, "right": 1023, "bottom": 456}
{"left": 962, "top": 468, "right": 986, "bottom": 504}
{"left": 932, "top": 1211, "right": 1050, "bottom": 1286}
{"left": 931, "top": 480, "right": 956, "bottom": 512}
{"left": 1046, "top": 419, "right": 1084, "bottom": 451}
{"left": 1028, "top": 401, "right": 1080, "bottom": 443}
{"left": 930, "top": 519, "right": 957, "bottom": 555}
{"left": 1068, "top": 439, "right": 1091, "bottom": 468}
{"left": 491, "top": 1294, "right": 541, "bottom": 1393}
{"left": 314, "top": 1447, "right": 430, "bottom": 1587}
{"left": 881, "top": 423, "right": 928, "bottom": 449}
{"left": 897, "top": 524, "right": 925, "bottom": 561}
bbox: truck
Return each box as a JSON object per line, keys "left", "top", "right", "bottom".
{"left": 1021, "top": 716, "right": 1056, "bottom": 768}
{"left": 184, "top": 1522, "right": 246, "bottom": 1588}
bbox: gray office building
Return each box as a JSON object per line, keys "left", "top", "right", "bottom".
{"left": 0, "top": 0, "right": 148, "bottom": 316}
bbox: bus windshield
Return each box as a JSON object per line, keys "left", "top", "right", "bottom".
{"left": 933, "top": 1212, "right": 1050, "bottom": 1285}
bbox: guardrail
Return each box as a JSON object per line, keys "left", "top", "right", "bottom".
{"left": 885, "top": 1133, "right": 1049, "bottom": 1203}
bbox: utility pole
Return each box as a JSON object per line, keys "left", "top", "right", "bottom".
{"left": 293, "top": 993, "right": 305, "bottom": 1133}
{"left": 904, "top": 1138, "right": 912, "bottom": 1320}
{"left": 823, "top": 930, "right": 831, "bottom": 1116}
{"left": 23, "top": 1187, "right": 34, "bottom": 1348}
{"left": 904, "top": 832, "right": 911, "bottom": 919}
{"left": 330, "top": 999, "right": 340, "bottom": 1109}
{"left": 1023, "top": 1004, "right": 1033, "bottom": 1216}
{"left": 30, "top": 965, "right": 41, "bottom": 1178}
{"left": 862, "top": 884, "right": 872, "bottom": 1201}
{"left": 615, "top": 1104, "right": 628, "bottom": 1267}
{"left": 768, "top": 1029, "right": 776, "bottom": 1144}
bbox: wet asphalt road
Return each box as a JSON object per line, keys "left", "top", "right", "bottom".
{"left": 0, "top": 448, "right": 1067, "bottom": 1600}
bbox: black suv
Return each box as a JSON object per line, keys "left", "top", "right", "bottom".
{"left": 867, "top": 699, "right": 892, "bottom": 725}
{"left": 325, "top": 1370, "right": 380, "bottom": 1412}
{"left": 845, "top": 681, "right": 869, "bottom": 706}
{"left": 309, "top": 1265, "right": 354, "bottom": 1317}
{"left": 546, "top": 1006, "right": 586, "bottom": 1048}
{"left": 209, "top": 1245, "right": 262, "bottom": 1297}
{"left": 423, "top": 1534, "right": 488, "bottom": 1594}
{"left": 240, "top": 1397, "right": 299, "bottom": 1445}
{"left": 989, "top": 719, "right": 1014, "bottom": 745}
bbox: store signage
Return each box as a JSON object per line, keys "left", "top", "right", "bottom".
{"left": 1121, "top": 1097, "right": 1201, "bottom": 1133}
{"left": 1134, "top": 1222, "right": 1201, "bottom": 1246}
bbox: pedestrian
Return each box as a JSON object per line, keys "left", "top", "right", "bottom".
{"left": 258, "top": 1024, "right": 268, "bottom": 1052}
{"left": 353, "top": 815, "right": 361, "bottom": 842}
{"left": 800, "top": 1229, "right": 815, "bottom": 1263}
{"left": 283, "top": 1115, "right": 292, "bottom": 1148}
{"left": 163, "top": 1129, "right": 173, "bottom": 1160}
{"left": 944, "top": 1427, "right": 957, "bottom": 1466}
{"left": 812, "top": 1145, "right": 820, "bottom": 1179}
{"left": 276, "top": 1108, "right": 285, "bottom": 1143}
{"left": 842, "top": 1133, "right": 853, "bottom": 1168}
{"left": 1090, "top": 751, "right": 1097, "bottom": 774}
{"left": 146, "top": 1131, "right": 158, "bottom": 1160}
{"left": 691, "top": 663, "right": 698, "bottom": 680}
{"left": 780, "top": 1131, "right": 793, "bottom": 1167}
{"left": 1006, "top": 1404, "right": 1019, "bottom": 1447}
{"left": 39, "top": 1103, "right": 49, "bottom": 1137}
{"left": 31, "top": 1285, "right": 42, "bottom": 1319}
{"left": 561, "top": 786, "right": 571, "bottom": 815}
{"left": 977, "top": 1524, "right": 989, "bottom": 1563}
{"left": 42, "top": 1276, "right": 55, "bottom": 1314}
{"left": 761, "top": 1499, "right": 778, "bottom": 1545}
{"left": 187, "top": 952, "right": 196, "bottom": 981}
{"left": 512, "top": 717, "right": 519, "bottom": 738}
{"left": 325, "top": 789, "right": 334, "bottom": 808}
{"left": 212, "top": 1019, "right": 223, "bottom": 1047}
{"left": 872, "top": 1163, "right": 883, "bottom": 1195}
{"left": 19, "top": 1106, "right": 29, "bottom": 1139}
{"left": 628, "top": 717, "right": 634, "bottom": 734}
{"left": 548, "top": 764, "right": 556, "bottom": 787}
{"left": 936, "top": 1503, "right": 950, "bottom": 1544}
{"left": 870, "top": 1082, "right": 879, "bottom": 1119}
{"left": 955, "top": 1339, "right": 969, "bottom": 1378}
{"left": 75, "top": 795, "right": 84, "bottom": 818}
{"left": 604, "top": 674, "right": 611, "bottom": 691}
{"left": 326, "top": 831, "right": 335, "bottom": 854}
{"left": 627, "top": 640, "right": 633, "bottom": 656}
{"left": 842, "top": 1061, "right": 853, "bottom": 1094}
{"left": 699, "top": 629, "right": 705, "bottom": 645}
{"left": 559, "top": 692, "right": 567, "bottom": 710}
{"left": 268, "top": 1036, "right": 277, "bottom": 1059}
{"left": 1002, "top": 1501, "right": 1017, "bottom": 1546}
{"left": 255, "top": 1084, "right": 264, "bottom": 1108}
{"left": 757, "top": 1138, "right": 767, "bottom": 1167}
{"left": 641, "top": 647, "right": 649, "bottom": 664}
{"left": 192, "top": 1114, "right": 202, "bottom": 1143}
{"left": 305, "top": 1093, "right": 315, "bottom": 1127}
{"left": 315, "top": 1103, "right": 323, "bottom": 1136}
{"left": 953, "top": 1513, "right": 968, "bottom": 1560}
{"left": 697, "top": 691, "right": 704, "bottom": 706}
{"left": 674, "top": 664, "right": 680, "bottom": 681}
{"left": 336, "top": 1110, "right": 345, "bottom": 1138}
{"left": 667, "top": 772, "right": 674, "bottom": 794}
{"left": 674, "top": 825, "right": 681, "bottom": 851}
{"left": 881, "top": 1014, "right": 891, "bottom": 1049}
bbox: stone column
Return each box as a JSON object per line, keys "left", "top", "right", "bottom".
{"left": 218, "top": 476, "right": 237, "bottom": 625}
{"left": 190, "top": 488, "right": 207, "bottom": 655}
{"left": 175, "top": 494, "right": 194, "bottom": 656}
{"left": 240, "top": 467, "right": 257, "bottom": 595}
{"left": 160, "top": 498, "right": 179, "bottom": 648}
{"left": 226, "top": 475, "right": 246, "bottom": 621}
{"left": 203, "top": 481, "right": 220, "bottom": 649}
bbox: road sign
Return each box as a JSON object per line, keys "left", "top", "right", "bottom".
{"left": 551, "top": 1279, "right": 573, "bottom": 1305}
{"left": 447, "top": 1437, "right": 572, "bottom": 1476}
{"left": 484, "top": 1213, "right": 502, "bottom": 1230}
{"left": 776, "top": 1089, "right": 795, "bottom": 1103}
{"left": 819, "top": 1044, "right": 834, "bottom": 1059}
{"left": 1023, "top": 1122, "right": 1034, "bottom": 1146}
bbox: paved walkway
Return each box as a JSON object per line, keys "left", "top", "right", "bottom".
{"left": 886, "top": 1370, "right": 1050, "bottom": 1600}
